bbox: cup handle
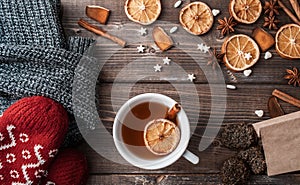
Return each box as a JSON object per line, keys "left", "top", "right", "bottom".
{"left": 182, "top": 150, "right": 199, "bottom": 164}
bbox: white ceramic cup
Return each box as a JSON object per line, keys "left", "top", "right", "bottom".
{"left": 113, "top": 93, "right": 199, "bottom": 169}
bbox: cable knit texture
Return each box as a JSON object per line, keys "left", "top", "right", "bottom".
{"left": 0, "top": 0, "right": 66, "bottom": 48}
{"left": 0, "top": 96, "right": 69, "bottom": 184}
{"left": 40, "top": 149, "right": 88, "bottom": 185}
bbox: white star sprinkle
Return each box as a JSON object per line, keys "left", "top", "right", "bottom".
{"left": 202, "top": 45, "right": 210, "bottom": 53}
{"left": 163, "top": 57, "right": 171, "bottom": 65}
{"left": 137, "top": 45, "right": 145, "bottom": 53}
{"left": 244, "top": 52, "right": 252, "bottom": 60}
{"left": 138, "top": 27, "right": 147, "bottom": 36}
{"left": 197, "top": 43, "right": 204, "bottom": 51}
{"left": 154, "top": 64, "right": 162, "bottom": 72}
{"left": 188, "top": 74, "right": 196, "bottom": 82}
{"left": 197, "top": 43, "right": 210, "bottom": 53}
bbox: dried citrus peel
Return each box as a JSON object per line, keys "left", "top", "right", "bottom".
{"left": 179, "top": 2, "right": 214, "bottom": 35}
{"left": 275, "top": 24, "right": 300, "bottom": 59}
{"left": 124, "top": 0, "right": 161, "bottom": 25}
{"left": 229, "top": 0, "right": 262, "bottom": 24}
{"left": 222, "top": 34, "right": 260, "bottom": 71}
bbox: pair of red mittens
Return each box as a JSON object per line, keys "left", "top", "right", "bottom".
{"left": 0, "top": 96, "right": 88, "bottom": 185}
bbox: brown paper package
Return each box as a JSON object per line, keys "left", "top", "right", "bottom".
{"left": 253, "top": 111, "right": 300, "bottom": 176}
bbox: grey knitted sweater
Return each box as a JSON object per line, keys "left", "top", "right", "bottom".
{"left": 0, "top": 0, "right": 65, "bottom": 48}
{"left": 0, "top": 0, "right": 97, "bottom": 146}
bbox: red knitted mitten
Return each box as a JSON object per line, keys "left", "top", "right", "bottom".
{"left": 41, "top": 149, "right": 88, "bottom": 185}
{"left": 0, "top": 96, "right": 68, "bottom": 184}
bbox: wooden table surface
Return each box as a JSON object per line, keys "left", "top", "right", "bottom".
{"left": 61, "top": 0, "right": 300, "bottom": 184}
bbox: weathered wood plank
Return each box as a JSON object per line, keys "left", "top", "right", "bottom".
{"left": 86, "top": 174, "right": 300, "bottom": 185}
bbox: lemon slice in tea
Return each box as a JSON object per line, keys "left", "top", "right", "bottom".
{"left": 144, "top": 118, "right": 180, "bottom": 155}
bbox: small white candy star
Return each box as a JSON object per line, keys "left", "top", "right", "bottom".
{"left": 154, "top": 64, "right": 162, "bottom": 72}
{"left": 138, "top": 27, "right": 147, "bottom": 36}
{"left": 202, "top": 45, "right": 210, "bottom": 53}
{"left": 137, "top": 45, "right": 145, "bottom": 53}
{"left": 197, "top": 43, "right": 210, "bottom": 53}
{"left": 163, "top": 57, "right": 171, "bottom": 65}
{"left": 197, "top": 43, "right": 204, "bottom": 51}
{"left": 188, "top": 74, "right": 196, "bottom": 82}
{"left": 244, "top": 52, "right": 252, "bottom": 60}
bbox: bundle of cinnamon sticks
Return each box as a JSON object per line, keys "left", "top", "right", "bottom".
{"left": 279, "top": 0, "right": 300, "bottom": 25}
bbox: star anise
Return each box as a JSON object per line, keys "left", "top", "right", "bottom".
{"left": 217, "top": 16, "right": 237, "bottom": 37}
{"left": 263, "top": 16, "right": 280, "bottom": 30}
{"left": 207, "top": 48, "right": 225, "bottom": 70}
{"left": 284, "top": 67, "right": 300, "bottom": 87}
{"left": 264, "top": 0, "right": 280, "bottom": 17}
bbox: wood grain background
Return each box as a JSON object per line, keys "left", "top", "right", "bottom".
{"left": 61, "top": 0, "right": 300, "bottom": 184}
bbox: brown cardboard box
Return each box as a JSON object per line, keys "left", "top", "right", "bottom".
{"left": 253, "top": 111, "right": 300, "bottom": 176}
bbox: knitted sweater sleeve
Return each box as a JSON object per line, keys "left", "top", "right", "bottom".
{"left": 0, "top": 0, "right": 66, "bottom": 48}
{"left": 0, "top": 44, "right": 99, "bottom": 127}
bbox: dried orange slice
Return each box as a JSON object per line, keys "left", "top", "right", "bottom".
{"left": 144, "top": 119, "right": 180, "bottom": 155}
{"left": 179, "top": 2, "right": 214, "bottom": 35}
{"left": 222, "top": 34, "right": 260, "bottom": 71}
{"left": 124, "top": 0, "right": 161, "bottom": 25}
{"left": 229, "top": 0, "right": 262, "bottom": 24}
{"left": 275, "top": 24, "right": 300, "bottom": 59}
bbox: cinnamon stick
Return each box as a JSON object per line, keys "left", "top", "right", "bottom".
{"left": 278, "top": 0, "right": 300, "bottom": 25}
{"left": 272, "top": 89, "right": 300, "bottom": 108}
{"left": 165, "top": 103, "right": 181, "bottom": 123}
{"left": 78, "top": 19, "right": 126, "bottom": 47}
{"left": 289, "top": 0, "right": 300, "bottom": 20}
